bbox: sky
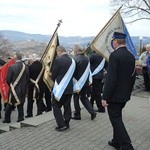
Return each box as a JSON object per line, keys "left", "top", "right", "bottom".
{"left": 0, "top": 0, "right": 150, "bottom": 37}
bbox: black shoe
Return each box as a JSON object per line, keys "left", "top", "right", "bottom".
{"left": 55, "top": 126, "right": 69, "bottom": 131}
{"left": 108, "top": 140, "right": 120, "bottom": 149}
{"left": 2, "top": 120, "right": 11, "bottom": 123}
{"left": 144, "top": 89, "right": 149, "bottom": 91}
{"left": 72, "top": 116, "right": 81, "bottom": 120}
{"left": 25, "top": 115, "right": 33, "bottom": 118}
{"left": 91, "top": 112, "right": 97, "bottom": 120}
{"left": 17, "top": 118, "right": 24, "bottom": 122}
{"left": 46, "top": 108, "right": 52, "bottom": 112}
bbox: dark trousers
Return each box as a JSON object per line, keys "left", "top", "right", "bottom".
{"left": 43, "top": 85, "right": 52, "bottom": 111}
{"left": 73, "top": 86, "right": 95, "bottom": 117}
{"left": 90, "top": 79, "right": 105, "bottom": 111}
{"left": 142, "top": 67, "right": 150, "bottom": 90}
{"left": 107, "top": 102, "right": 134, "bottom": 150}
{"left": 4, "top": 103, "right": 24, "bottom": 121}
{"left": 52, "top": 94, "right": 72, "bottom": 127}
{"left": 27, "top": 85, "right": 44, "bottom": 116}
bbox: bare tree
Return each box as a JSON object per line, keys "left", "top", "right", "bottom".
{"left": 0, "top": 34, "right": 14, "bottom": 58}
{"left": 110, "top": 0, "right": 150, "bottom": 23}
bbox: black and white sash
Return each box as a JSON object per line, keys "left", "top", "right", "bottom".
{"left": 73, "top": 62, "right": 91, "bottom": 93}
{"left": 91, "top": 58, "right": 105, "bottom": 76}
{"left": 52, "top": 58, "right": 76, "bottom": 101}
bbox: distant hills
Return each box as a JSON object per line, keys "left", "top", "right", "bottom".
{"left": 0, "top": 30, "right": 150, "bottom": 52}
{"left": 0, "top": 30, "right": 94, "bottom": 47}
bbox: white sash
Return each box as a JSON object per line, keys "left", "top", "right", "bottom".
{"left": 91, "top": 58, "right": 105, "bottom": 76}
{"left": 52, "top": 58, "right": 76, "bottom": 101}
{"left": 73, "top": 62, "right": 90, "bottom": 93}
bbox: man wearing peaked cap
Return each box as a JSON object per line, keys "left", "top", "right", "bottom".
{"left": 101, "top": 31, "right": 135, "bottom": 150}
{"left": 112, "top": 32, "right": 126, "bottom": 40}
{"left": 111, "top": 32, "right": 127, "bottom": 50}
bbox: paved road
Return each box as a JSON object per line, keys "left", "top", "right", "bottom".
{"left": 0, "top": 75, "right": 150, "bottom": 150}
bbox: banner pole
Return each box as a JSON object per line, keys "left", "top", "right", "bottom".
{"left": 40, "top": 19, "right": 62, "bottom": 62}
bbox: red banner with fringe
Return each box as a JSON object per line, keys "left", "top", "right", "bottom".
{"left": 0, "top": 59, "right": 16, "bottom": 103}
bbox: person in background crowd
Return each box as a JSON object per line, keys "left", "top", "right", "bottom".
{"left": 139, "top": 44, "right": 150, "bottom": 91}
{"left": 2, "top": 52, "right": 29, "bottom": 123}
{"left": 52, "top": 46, "right": 75, "bottom": 131}
{"left": 72, "top": 45, "right": 97, "bottom": 120}
{"left": 145, "top": 45, "right": 150, "bottom": 79}
{"left": 102, "top": 32, "right": 136, "bottom": 150}
{"left": 89, "top": 51, "right": 107, "bottom": 113}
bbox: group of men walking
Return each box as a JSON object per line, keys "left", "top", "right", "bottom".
{"left": 0, "top": 45, "right": 106, "bottom": 127}
{"left": 0, "top": 31, "right": 136, "bottom": 150}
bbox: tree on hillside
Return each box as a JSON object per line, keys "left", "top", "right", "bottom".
{"left": 0, "top": 34, "right": 14, "bottom": 58}
{"left": 110, "top": 0, "right": 150, "bottom": 23}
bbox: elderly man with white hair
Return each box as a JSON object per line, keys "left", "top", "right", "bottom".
{"left": 139, "top": 44, "right": 150, "bottom": 91}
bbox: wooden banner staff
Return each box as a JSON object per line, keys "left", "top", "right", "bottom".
{"left": 40, "top": 19, "right": 63, "bottom": 61}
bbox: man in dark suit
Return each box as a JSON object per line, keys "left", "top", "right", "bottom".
{"left": 89, "top": 51, "right": 107, "bottom": 113}
{"left": 52, "top": 45, "right": 76, "bottom": 131}
{"left": 72, "top": 45, "right": 96, "bottom": 120}
{"left": 102, "top": 32, "right": 135, "bottom": 150}
{"left": 2, "top": 52, "right": 29, "bottom": 123}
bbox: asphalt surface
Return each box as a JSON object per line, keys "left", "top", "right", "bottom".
{"left": 0, "top": 75, "right": 150, "bottom": 150}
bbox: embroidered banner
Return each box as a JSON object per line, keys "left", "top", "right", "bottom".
{"left": 90, "top": 8, "right": 137, "bottom": 61}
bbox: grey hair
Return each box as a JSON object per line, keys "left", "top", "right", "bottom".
{"left": 56, "top": 45, "right": 66, "bottom": 53}
{"left": 74, "top": 45, "right": 84, "bottom": 55}
{"left": 75, "top": 45, "right": 83, "bottom": 52}
{"left": 15, "top": 52, "right": 22, "bottom": 60}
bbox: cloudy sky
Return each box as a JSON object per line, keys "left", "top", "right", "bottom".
{"left": 0, "top": 0, "right": 150, "bottom": 37}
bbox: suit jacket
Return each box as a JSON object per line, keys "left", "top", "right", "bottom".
{"left": 102, "top": 46, "right": 136, "bottom": 103}
{"left": 89, "top": 52, "right": 107, "bottom": 79}
{"left": 52, "top": 54, "right": 74, "bottom": 95}
{"left": 7, "top": 61, "right": 29, "bottom": 103}
{"left": 73, "top": 53, "right": 89, "bottom": 88}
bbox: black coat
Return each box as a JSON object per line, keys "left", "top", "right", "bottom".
{"left": 52, "top": 54, "right": 74, "bottom": 95}
{"left": 28, "top": 60, "right": 45, "bottom": 91}
{"left": 102, "top": 46, "right": 136, "bottom": 103}
{"left": 73, "top": 53, "right": 90, "bottom": 88}
{"left": 7, "top": 61, "right": 29, "bottom": 104}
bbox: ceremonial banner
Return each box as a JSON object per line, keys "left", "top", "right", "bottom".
{"left": 90, "top": 8, "right": 137, "bottom": 61}
{"left": 0, "top": 58, "right": 16, "bottom": 103}
{"left": 41, "top": 32, "right": 59, "bottom": 91}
